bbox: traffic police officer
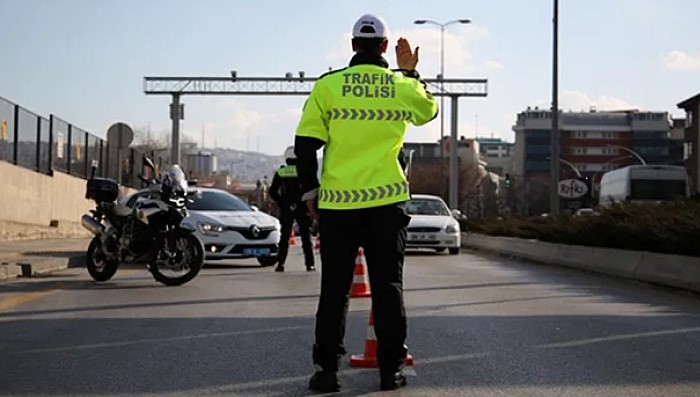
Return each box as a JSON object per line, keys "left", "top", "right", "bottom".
{"left": 293, "top": 14, "right": 438, "bottom": 392}
{"left": 269, "top": 146, "right": 316, "bottom": 272}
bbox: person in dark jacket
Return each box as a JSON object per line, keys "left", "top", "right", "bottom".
{"left": 269, "top": 145, "right": 316, "bottom": 272}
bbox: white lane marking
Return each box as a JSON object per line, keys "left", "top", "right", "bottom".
{"left": 19, "top": 325, "right": 312, "bottom": 354}
{"left": 537, "top": 327, "right": 700, "bottom": 348}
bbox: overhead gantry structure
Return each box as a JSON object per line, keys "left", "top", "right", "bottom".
{"left": 143, "top": 73, "right": 488, "bottom": 208}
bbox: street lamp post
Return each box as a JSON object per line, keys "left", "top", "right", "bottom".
{"left": 414, "top": 18, "right": 471, "bottom": 203}
{"left": 547, "top": 156, "right": 581, "bottom": 178}
{"left": 606, "top": 144, "right": 647, "bottom": 165}
{"left": 550, "top": 0, "right": 561, "bottom": 215}
{"left": 590, "top": 155, "right": 634, "bottom": 190}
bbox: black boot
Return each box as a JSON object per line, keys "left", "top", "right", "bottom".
{"left": 380, "top": 370, "right": 407, "bottom": 391}
{"left": 306, "top": 264, "right": 316, "bottom": 271}
{"left": 274, "top": 264, "right": 285, "bottom": 272}
{"left": 309, "top": 370, "right": 339, "bottom": 392}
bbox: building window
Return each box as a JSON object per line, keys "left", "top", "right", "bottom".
{"left": 633, "top": 146, "right": 670, "bottom": 156}
{"left": 526, "top": 144, "right": 551, "bottom": 155}
{"left": 603, "top": 132, "right": 619, "bottom": 139}
{"left": 687, "top": 111, "right": 694, "bottom": 128}
{"left": 525, "top": 160, "right": 550, "bottom": 172}
{"left": 527, "top": 129, "right": 550, "bottom": 138}
{"left": 571, "top": 147, "right": 587, "bottom": 155}
{"left": 575, "top": 163, "right": 587, "bottom": 171}
{"left": 602, "top": 163, "right": 619, "bottom": 172}
{"left": 573, "top": 131, "right": 587, "bottom": 139}
{"left": 601, "top": 147, "right": 619, "bottom": 155}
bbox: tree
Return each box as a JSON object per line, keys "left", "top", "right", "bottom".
{"left": 409, "top": 158, "right": 487, "bottom": 217}
{"left": 130, "top": 126, "right": 200, "bottom": 177}
{"left": 131, "top": 126, "right": 169, "bottom": 150}
{"left": 408, "top": 160, "right": 449, "bottom": 200}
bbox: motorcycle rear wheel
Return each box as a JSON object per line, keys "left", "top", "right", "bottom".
{"left": 150, "top": 229, "right": 204, "bottom": 287}
{"left": 86, "top": 237, "right": 119, "bottom": 282}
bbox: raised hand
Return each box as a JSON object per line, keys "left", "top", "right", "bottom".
{"left": 395, "top": 37, "right": 419, "bottom": 71}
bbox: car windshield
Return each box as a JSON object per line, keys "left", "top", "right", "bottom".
{"left": 186, "top": 190, "right": 252, "bottom": 211}
{"left": 406, "top": 198, "right": 451, "bottom": 216}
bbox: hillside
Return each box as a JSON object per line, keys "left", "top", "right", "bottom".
{"left": 206, "top": 148, "right": 284, "bottom": 183}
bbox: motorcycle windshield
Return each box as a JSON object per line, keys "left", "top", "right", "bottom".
{"left": 166, "top": 165, "right": 188, "bottom": 192}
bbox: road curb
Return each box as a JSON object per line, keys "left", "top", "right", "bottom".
{"left": 461, "top": 233, "right": 700, "bottom": 293}
{"left": 0, "top": 254, "right": 84, "bottom": 281}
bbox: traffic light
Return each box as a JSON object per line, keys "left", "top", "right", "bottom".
{"left": 504, "top": 173, "right": 512, "bottom": 187}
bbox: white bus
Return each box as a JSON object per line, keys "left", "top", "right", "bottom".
{"left": 598, "top": 165, "right": 689, "bottom": 208}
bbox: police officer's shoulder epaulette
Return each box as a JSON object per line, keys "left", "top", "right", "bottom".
{"left": 318, "top": 67, "right": 348, "bottom": 80}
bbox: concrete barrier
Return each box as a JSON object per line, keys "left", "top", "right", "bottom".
{"left": 461, "top": 233, "right": 700, "bottom": 293}
{"left": 0, "top": 162, "right": 137, "bottom": 240}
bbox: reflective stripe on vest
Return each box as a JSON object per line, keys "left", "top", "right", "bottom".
{"left": 318, "top": 181, "right": 408, "bottom": 204}
{"left": 278, "top": 165, "right": 298, "bottom": 178}
{"left": 326, "top": 108, "right": 413, "bottom": 121}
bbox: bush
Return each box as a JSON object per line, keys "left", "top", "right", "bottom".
{"left": 472, "top": 200, "right": 700, "bottom": 257}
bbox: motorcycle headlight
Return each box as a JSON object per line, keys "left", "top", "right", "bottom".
{"left": 445, "top": 223, "right": 459, "bottom": 234}
{"left": 198, "top": 223, "right": 225, "bottom": 235}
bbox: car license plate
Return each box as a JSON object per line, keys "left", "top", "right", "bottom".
{"left": 243, "top": 248, "right": 270, "bottom": 256}
{"left": 409, "top": 234, "right": 435, "bottom": 241}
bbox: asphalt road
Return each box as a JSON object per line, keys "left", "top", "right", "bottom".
{"left": 1, "top": 246, "right": 699, "bottom": 397}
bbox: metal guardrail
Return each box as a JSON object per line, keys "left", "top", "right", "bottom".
{"left": 0, "top": 95, "right": 167, "bottom": 189}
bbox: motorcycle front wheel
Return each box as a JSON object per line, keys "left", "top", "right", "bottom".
{"left": 150, "top": 229, "right": 204, "bottom": 287}
{"left": 86, "top": 237, "right": 119, "bottom": 282}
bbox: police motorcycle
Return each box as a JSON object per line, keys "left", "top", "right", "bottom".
{"left": 80, "top": 158, "right": 205, "bottom": 286}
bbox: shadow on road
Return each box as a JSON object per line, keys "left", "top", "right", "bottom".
{"left": 0, "top": 281, "right": 548, "bottom": 318}
{"left": 1, "top": 312, "right": 699, "bottom": 396}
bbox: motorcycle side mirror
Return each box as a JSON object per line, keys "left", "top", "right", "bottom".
{"left": 144, "top": 157, "right": 156, "bottom": 173}
{"left": 89, "top": 159, "right": 99, "bottom": 180}
{"left": 138, "top": 174, "right": 151, "bottom": 186}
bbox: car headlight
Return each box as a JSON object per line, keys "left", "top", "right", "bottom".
{"left": 445, "top": 223, "right": 459, "bottom": 234}
{"left": 198, "top": 222, "right": 225, "bottom": 235}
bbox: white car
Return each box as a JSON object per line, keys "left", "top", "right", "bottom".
{"left": 126, "top": 187, "right": 281, "bottom": 266}
{"left": 405, "top": 194, "right": 461, "bottom": 255}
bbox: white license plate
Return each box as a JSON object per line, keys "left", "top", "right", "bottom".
{"left": 409, "top": 234, "right": 435, "bottom": 241}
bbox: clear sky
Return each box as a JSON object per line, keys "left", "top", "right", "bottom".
{"left": 2, "top": 0, "right": 699, "bottom": 156}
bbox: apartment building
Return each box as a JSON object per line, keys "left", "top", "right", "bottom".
{"left": 678, "top": 92, "right": 700, "bottom": 195}
{"left": 512, "top": 107, "right": 675, "bottom": 214}
{"left": 475, "top": 137, "right": 514, "bottom": 176}
{"left": 514, "top": 107, "right": 673, "bottom": 181}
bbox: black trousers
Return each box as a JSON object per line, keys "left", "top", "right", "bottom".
{"left": 277, "top": 206, "right": 315, "bottom": 267}
{"left": 312, "top": 203, "right": 411, "bottom": 373}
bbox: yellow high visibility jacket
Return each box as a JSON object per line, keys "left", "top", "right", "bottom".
{"left": 295, "top": 63, "right": 438, "bottom": 210}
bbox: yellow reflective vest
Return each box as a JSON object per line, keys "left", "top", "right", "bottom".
{"left": 277, "top": 164, "right": 298, "bottom": 178}
{"left": 295, "top": 64, "right": 438, "bottom": 210}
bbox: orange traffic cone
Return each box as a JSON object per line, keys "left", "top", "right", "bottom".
{"left": 350, "top": 309, "right": 414, "bottom": 368}
{"left": 289, "top": 230, "right": 297, "bottom": 246}
{"left": 350, "top": 247, "right": 371, "bottom": 298}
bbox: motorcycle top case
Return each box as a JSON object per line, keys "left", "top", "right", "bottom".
{"left": 86, "top": 178, "right": 119, "bottom": 202}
